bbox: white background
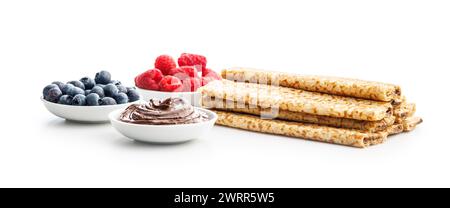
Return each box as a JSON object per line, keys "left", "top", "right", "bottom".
{"left": 0, "top": 0, "right": 449, "bottom": 188}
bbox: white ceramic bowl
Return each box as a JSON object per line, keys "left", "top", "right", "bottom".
{"left": 109, "top": 108, "right": 217, "bottom": 143}
{"left": 136, "top": 87, "right": 201, "bottom": 107}
{"left": 41, "top": 97, "right": 139, "bottom": 123}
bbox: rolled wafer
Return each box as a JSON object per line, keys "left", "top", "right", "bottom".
{"left": 214, "top": 111, "right": 404, "bottom": 148}
{"left": 394, "top": 102, "right": 416, "bottom": 123}
{"left": 387, "top": 123, "right": 404, "bottom": 135}
{"left": 392, "top": 96, "right": 405, "bottom": 106}
{"left": 202, "top": 96, "right": 395, "bottom": 132}
{"left": 402, "top": 117, "right": 423, "bottom": 132}
{"left": 222, "top": 68, "right": 402, "bottom": 102}
{"left": 365, "top": 123, "right": 404, "bottom": 145}
{"left": 199, "top": 80, "right": 393, "bottom": 121}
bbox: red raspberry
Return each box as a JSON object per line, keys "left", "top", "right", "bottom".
{"left": 180, "top": 66, "right": 199, "bottom": 77}
{"left": 177, "top": 53, "right": 207, "bottom": 70}
{"left": 155, "top": 55, "right": 177, "bottom": 75}
{"left": 168, "top": 67, "right": 190, "bottom": 81}
{"left": 135, "top": 69, "right": 163, "bottom": 90}
{"left": 159, "top": 76, "right": 183, "bottom": 92}
{"left": 167, "top": 67, "right": 184, "bottom": 76}
{"left": 182, "top": 77, "right": 202, "bottom": 92}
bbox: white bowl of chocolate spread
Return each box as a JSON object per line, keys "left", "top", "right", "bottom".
{"left": 109, "top": 98, "right": 217, "bottom": 143}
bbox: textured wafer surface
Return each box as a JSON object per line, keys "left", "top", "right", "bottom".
{"left": 387, "top": 123, "right": 404, "bottom": 135}
{"left": 394, "top": 102, "right": 416, "bottom": 123}
{"left": 402, "top": 117, "right": 423, "bottom": 132}
{"left": 222, "top": 68, "right": 402, "bottom": 102}
{"left": 200, "top": 80, "right": 393, "bottom": 121}
{"left": 214, "top": 111, "right": 408, "bottom": 148}
{"left": 202, "top": 97, "right": 395, "bottom": 132}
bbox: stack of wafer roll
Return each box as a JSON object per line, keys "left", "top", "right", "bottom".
{"left": 199, "top": 68, "right": 422, "bottom": 148}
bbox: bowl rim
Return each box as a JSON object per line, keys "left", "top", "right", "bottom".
{"left": 109, "top": 107, "right": 218, "bottom": 128}
{"left": 41, "top": 97, "right": 141, "bottom": 108}
{"left": 135, "top": 86, "right": 200, "bottom": 95}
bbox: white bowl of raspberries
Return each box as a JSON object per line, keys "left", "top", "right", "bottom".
{"left": 42, "top": 70, "right": 141, "bottom": 123}
{"left": 135, "top": 53, "right": 221, "bottom": 107}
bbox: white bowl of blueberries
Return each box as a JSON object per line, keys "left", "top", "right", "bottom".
{"left": 42, "top": 70, "right": 141, "bottom": 123}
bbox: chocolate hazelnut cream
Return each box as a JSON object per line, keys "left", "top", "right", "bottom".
{"left": 119, "top": 98, "right": 209, "bottom": 125}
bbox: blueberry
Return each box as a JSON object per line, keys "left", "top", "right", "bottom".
{"left": 114, "top": 93, "right": 129, "bottom": 104}
{"left": 44, "top": 86, "right": 62, "bottom": 102}
{"left": 110, "top": 80, "right": 122, "bottom": 85}
{"left": 126, "top": 86, "right": 136, "bottom": 91}
{"left": 100, "top": 97, "right": 117, "bottom": 105}
{"left": 103, "top": 84, "right": 119, "bottom": 97}
{"left": 85, "top": 90, "right": 91, "bottom": 95}
{"left": 86, "top": 93, "right": 100, "bottom": 106}
{"left": 61, "top": 84, "right": 75, "bottom": 95}
{"left": 90, "top": 86, "right": 105, "bottom": 98}
{"left": 67, "top": 87, "right": 85, "bottom": 97}
{"left": 58, "top": 95, "right": 73, "bottom": 105}
{"left": 80, "top": 77, "right": 96, "bottom": 90}
{"left": 72, "top": 94, "right": 87, "bottom": 106}
{"left": 95, "top": 84, "right": 106, "bottom": 89}
{"left": 43, "top": 84, "right": 59, "bottom": 98}
{"left": 117, "top": 85, "right": 127, "bottom": 94}
{"left": 127, "top": 89, "right": 140, "bottom": 102}
{"left": 67, "top": 80, "right": 85, "bottom": 90}
{"left": 51, "top": 81, "right": 65, "bottom": 90}
{"left": 95, "top": 70, "right": 111, "bottom": 85}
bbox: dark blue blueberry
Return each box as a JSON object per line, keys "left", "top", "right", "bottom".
{"left": 72, "top": 94, "right": 86, "bottom": 106}
{"left": 51, "top": 81, "right": 65, "bottom": 90}
{"left": 114, "top": 93, "right": 129, "bottom": 104}
{"left": 117, "top": 85, "right": 127, "bottom": 94}
{"left": 95, "top": 84, "right": 106, "bottom": 89}
{"left": 110, "top": 80, "right": 122, "bottom": 85}
{"left": 95, "top": 70, "right": 111, "bottom": 85}
{"left": 79, "top": 77, "right": 96, "bottom": 90}
{"left": 126, "top": 86, "right": 136, "bottom": 91}
{"left": 44, "top": 86, "right": 62, "bottom": 102}
{"left": 85, "top": 90, "right": 91, "bottom": 95}
{"left": 90, "top": 86, "right": 105, "bottom": 98}
{"left": 67, "top": 87, "right": 85, "bottom": 97}
{"left": 126, "top": 89, "right": 140, "bottom": 102}
{"left": 67, "top": 80, "right": 85, "bottom": 90}
{"left": 100, "top": 97, "right": 117, "bottom": 105}
{"left": 103, "top": 84, "right": 119, "bottom": 97}
{"left": 61, "top": 84, "right": 75, "bottom": 95}
{"left": 43, "top": 84, "right": 59, "bottom": 98}
{"left": 58, "top": 95, "right": 73, "bottom": 105}
{"left": 86, "top": 93, "right": 100, "bottom": 106}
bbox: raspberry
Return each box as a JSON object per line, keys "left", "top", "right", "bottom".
{"left": 167, "top": 67, "right": 184, "bottom": 76}
{"left": 135, "top": 69, "right": 163, "bottom": 91}
{"left": 168, "top": 68, "right": 190, "bottom": 81}
{"left": 182, "top": 77, "right": 202, "bottom": 92}
{"left": 180, "top": 66, "right": 199, "bottom": 77}
{"left": 159, "top": 76, "right": 183, "bottom": 92}
{"left": 155, "top": 55, "right": 177, "bottom": 75}
{"left": 177, "top": 53, "right": 207, "bottom": 70}
{"left": 169, "top": 66, "right": 200, "bottom": 80}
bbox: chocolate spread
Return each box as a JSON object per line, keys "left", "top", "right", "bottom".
{"left": 119, "top": 98, "right": 209, "bottom": 125}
